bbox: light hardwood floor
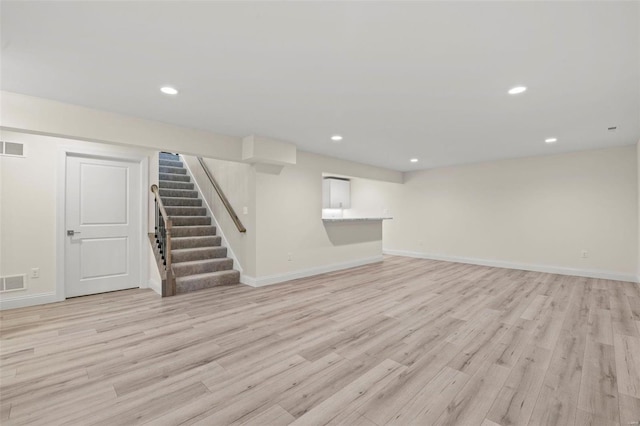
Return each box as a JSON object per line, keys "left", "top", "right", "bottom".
{"left": 1, "top": 256, "right": 639, "bottom": 425}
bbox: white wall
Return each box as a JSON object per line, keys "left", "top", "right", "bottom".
{"left": 638, "top": 139, "right": 640, "bottom": 281}
{"left": 381, "top": 145, "right": 638, "bottom": 281}
{"left": 251, "top": 152, "right": 402, "bottom": 280}
{"left": 182, "top": 155, "right": 257, "bottom": 277}
{"left": 1, "top": 91, "right": 242, "bottom": 161}
{"left": 0, "top": 130, "right": 158, "bottom": 308}
{"left": 348, "top": 177, "right": 401, "bottom": 219}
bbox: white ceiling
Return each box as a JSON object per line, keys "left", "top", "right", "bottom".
{"left": 1, "top": 1, "right": 639, "bottom": 171}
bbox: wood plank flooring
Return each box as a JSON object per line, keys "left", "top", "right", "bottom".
{"left": 1, "top": 256, "right": 639, "bottom": 425}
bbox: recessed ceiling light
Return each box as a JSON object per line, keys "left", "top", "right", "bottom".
{"left": 330, "top": 135, "right": 343, "bottom": 142}
{"left": 160, "top": 86, "right": 178, "bottom": 95}
{"left": 545, "top": 138, "right": 557, "bottom": 143}
{"left": 410, "top": 158, "right": 419, "bottom": 163}
{"left": 508, "top": 86, "right": 527, "bottom": 95}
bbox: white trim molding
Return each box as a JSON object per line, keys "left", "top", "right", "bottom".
{"left": 241, "top": 255, "right": 384, "bottom": 287}
{"left": 147, "top": 278, "right": 162, "bottom": 295}
{"left": 384, "top": 249, "right": 639, "bottom": 283}
{"left": 0, "top": 292, "right": 60, "bottom": 310}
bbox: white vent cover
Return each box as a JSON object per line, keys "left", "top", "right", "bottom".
{"left": 0, "top": 141, "right": 26, "bottom": 157}
{"left": 0, "top": 275, "right": 27, "bottom": 292}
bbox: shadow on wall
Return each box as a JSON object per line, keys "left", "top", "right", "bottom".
{"left": 253, "top": 163, "right": 284, "bottom": 174}
{"left": 323, "top": 221, "right": 382, "bottom": 246}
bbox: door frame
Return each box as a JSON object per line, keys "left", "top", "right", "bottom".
{"left": 56, "top": 145, "right": 149, "bottom": 301}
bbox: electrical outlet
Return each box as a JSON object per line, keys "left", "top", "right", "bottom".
{"left": 581, "top": 250, "right": 588, "bottom": 259}
{"left": 30, "top": 267, "right": 40, "bottom": 278}
{"left": 287, "top": 253, "right": 293, "bottom": 261}
{"left": 243, "top": 206, "right": 248, "bottom": 215}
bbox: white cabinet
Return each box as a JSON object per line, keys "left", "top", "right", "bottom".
{"left": 323, "top": 178, "right": 350, "bottom": 209}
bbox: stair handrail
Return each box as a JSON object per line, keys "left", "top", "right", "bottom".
{"left": 150, "top": 184, "right": 176, "bottom": 296}
{"left": 196, "top": 157, "right": 247, "bottom": 233}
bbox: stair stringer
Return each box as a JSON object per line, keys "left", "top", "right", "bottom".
{"left": 180, "top": 155, "right": 245, "bottom": 278}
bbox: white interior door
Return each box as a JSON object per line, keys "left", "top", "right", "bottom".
{"left": 65, "top": 155, "right": 141, "bottom": 297}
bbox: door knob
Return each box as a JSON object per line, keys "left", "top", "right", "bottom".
{"left": 66, "top": 230, "right": 81, "bottom": 236}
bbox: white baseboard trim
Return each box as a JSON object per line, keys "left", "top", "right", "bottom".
{"left": 384, "top": 249, "right": 639, "bottom": 283}
{"left": 148, "top": 278, "right": 162, "bottom": 296}
{"left": 240, "top": 275, "right": 257, "bottom": 287}
{"left": 241, "top": 255, "right": 384, "bottom": 288}
{"left": 0, "top": 292, "right": 62, "bottom": 310}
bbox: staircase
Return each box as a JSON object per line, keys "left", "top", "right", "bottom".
{"left": 157, "top": 152, "right": 240, "bottom": 294}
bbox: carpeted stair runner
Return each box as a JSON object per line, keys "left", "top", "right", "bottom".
{"left": 158, "top": 152, "right": 240, "bottom": 293}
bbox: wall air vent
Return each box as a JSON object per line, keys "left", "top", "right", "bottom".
{"left": 608, "top": 126, "right": 617, "bottom": 132}
{"left": 0, "top": 275, "right": 27, "bottom": 292}
{"left": 0, "top": 141, "right": 26, "bottom": 157}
